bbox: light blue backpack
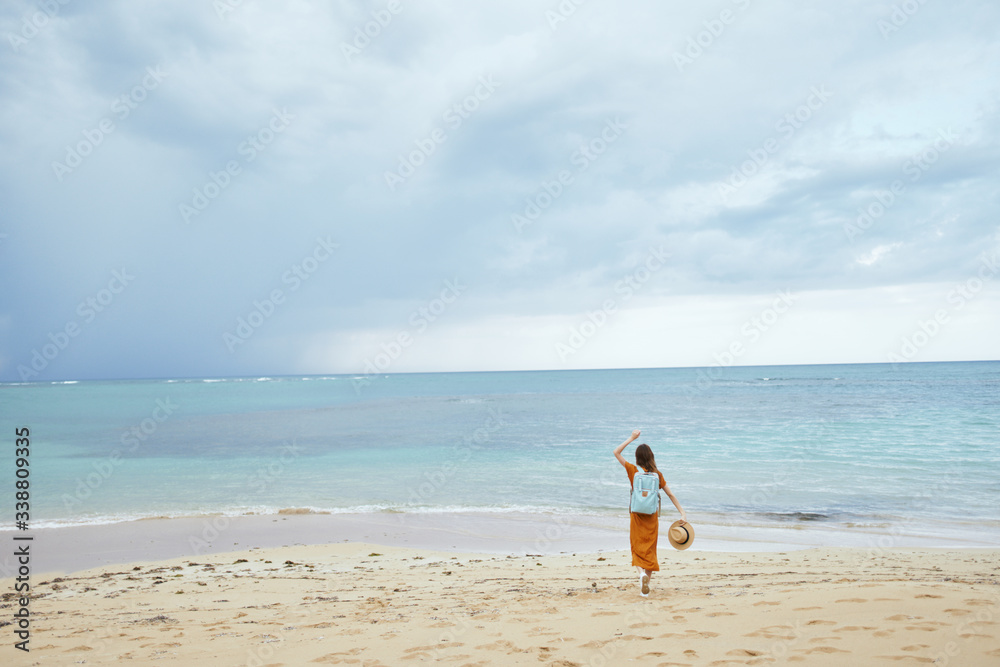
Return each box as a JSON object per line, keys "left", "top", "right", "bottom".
{"left": 630, "top": 467, "right": 660, "bottom": 515}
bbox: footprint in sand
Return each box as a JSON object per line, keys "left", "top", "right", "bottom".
{"left": 474, "top": 639, "right": 527, "bottom": 654}
{"left": 311, "top": 648, "right": 364, "bottom": 663}
{"left": 901, "top": 644, "right": 930, "bottom": 651}
{"left": 834, "top": 598, "right": 867, "bottom": 603}
{"left": 806, "top": 620, "right": 836, "bottom": 626}
{"left": 660, "top": 630, "right": 718, "bottom": 639}
{"left": 914, "top": 594, "right": 942, "bottom": 598}
{"left": 402, "top": 645, "right": 439, "bottom": 654}
{"left": 727, "top": 648, "right": 764, "bottom": 657}
{"left": 874, "top": 656, "right": 933, "bottom": 663}
{"left": 793, "top": 606, "right": 823, "bottom": 611}
{"left": 591, "top": 611, "right": 619, "bottom": 617}
{"left": 802, "top": 646, "right": 850, "bottom": 654}
{"left": 752, "top": 600, "right": 780, "bottom": 606}
{"left": 744, "top": 625, "right": 798, "bottom": 639}
{"left": 904, "top": 621, "right": 947, "bottom": 632}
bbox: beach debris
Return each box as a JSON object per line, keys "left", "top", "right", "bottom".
{"left": 234, "top": 558, "right": 248, "bottom": 563}
{"left": 135, "top": 615, "right": 177, "bottom": 624}
{"left": 368, "top": 552, "right": 382, "bottom": 557}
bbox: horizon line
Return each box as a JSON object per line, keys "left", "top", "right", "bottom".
{"left": 3, "top": 358, "right": 998, "bottom": 385}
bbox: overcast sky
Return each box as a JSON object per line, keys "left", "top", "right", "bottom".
{"left": 1, "top": 0, "right": 998, "bottom": 382}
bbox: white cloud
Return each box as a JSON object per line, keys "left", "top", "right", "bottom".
{"left": 856, "top": 242, "right": 903, "bottom": 266}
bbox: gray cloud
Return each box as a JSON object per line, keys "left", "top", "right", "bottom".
{"left": 1, "top": 0, "right": 998, "bottom": 380}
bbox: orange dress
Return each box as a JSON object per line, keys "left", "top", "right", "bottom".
{"left": 626, "top": 462, "right": 667, "bottom": 571}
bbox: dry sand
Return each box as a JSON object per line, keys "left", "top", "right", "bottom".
{"left": 5, "top": 542, "right": 999, "bottom": 666}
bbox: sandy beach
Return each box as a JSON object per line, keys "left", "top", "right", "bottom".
{"left": 4, "top": 516, "right": 999, "bottom": 666}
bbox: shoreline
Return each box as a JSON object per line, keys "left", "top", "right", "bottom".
{"left": 6, "top": 541, "right": 1000, "bottom": 665}
{"left": 8, "top": 510, "right": 1000, "bottom": 578}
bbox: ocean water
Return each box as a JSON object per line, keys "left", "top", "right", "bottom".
{"left": 1, "top": 362, "right": 998, "bottom": 546}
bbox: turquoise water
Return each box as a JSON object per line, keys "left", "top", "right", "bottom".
{"left": 1, "top": 362, "right": 998, "bottom": 543}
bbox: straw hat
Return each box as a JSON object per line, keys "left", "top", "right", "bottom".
{"left": 668, "top": 520, "right": 694, "bottom": 550}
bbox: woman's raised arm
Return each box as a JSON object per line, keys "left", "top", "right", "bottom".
{"left": 613, "top": 429, "right": 641, "bottom": 468}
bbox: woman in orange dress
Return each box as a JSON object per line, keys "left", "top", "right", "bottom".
{"left": 613, "top": 429, "right": 687, "bottom": 597}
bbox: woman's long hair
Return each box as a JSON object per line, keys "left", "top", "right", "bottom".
{"left": 635, "top": 443, "right": 659, "bottom": 474}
